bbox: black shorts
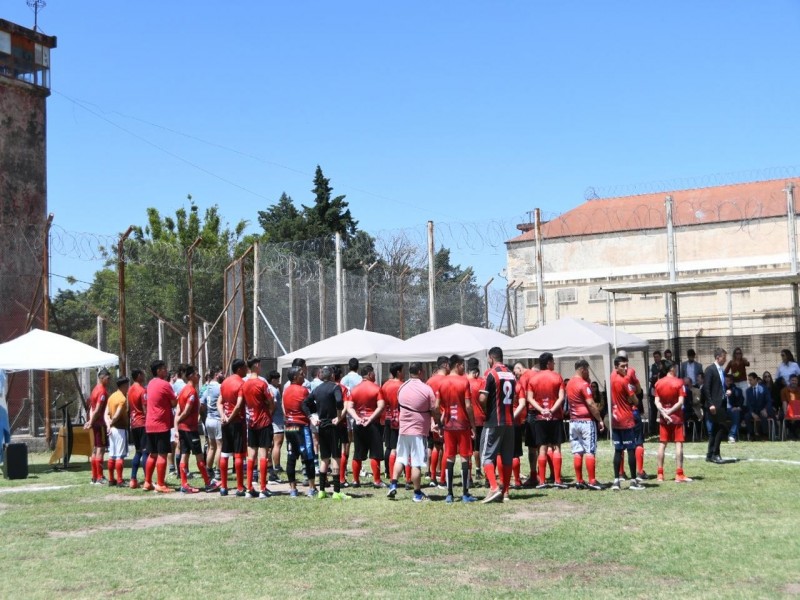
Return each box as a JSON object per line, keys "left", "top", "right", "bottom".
{"left": 179, "top": 430, "right": 203, "bottom": 455}
{"left": 221, "top": 421, "right": 246, "bottom": 455}
{"left": 285, "top": 425, "right": 315, "bottom": 461}
{"left": 524, "top": 420, "right": 538, "bottom": 448}
{"left": 513, "top": 424, "right": 524, "bottom": 457}
{"left": 146, "top": 431, "right": 171, "bottom": 455}
{"left": 533, "top": 420, "right": 565, "bottom": 446}
{"left": 131, "top": 427, "right": 147, "bottom": 453}
{"left": 474, "top": 426, "right": 483, "bottom": 453}
{"left": 384, "top": 424, "right": 399, "bottom": 452}
{"left": 354, "top": 422, "right": 384, "bottom": 461}
{"left": 317, "top": 425, "right": 340, "bottom": 460}
{"left": 336, "top": 424, "right": 349, "bottom": 449}
{"left": 247, "top": 426, "right": 274, "bottom": 450}
{"left": 633, "top": 415, "right": 645, "bottom": 447}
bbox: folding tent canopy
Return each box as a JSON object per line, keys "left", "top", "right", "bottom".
{"left": 276, "top": 328, "right": 402, "bottom": 372}
{"left": 0, "top": 328, "right": 118, "bottom": 371}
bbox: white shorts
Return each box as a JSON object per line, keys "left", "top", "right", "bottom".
{"left": 205, "top": 417, "right": 222, "bottom": 441}
{"left": 108, "top": 427, "right": 128, "bottom": 459}
{"left": 395, "top": 434, "right": 427, "bottom": 469}
{"left": 569, "top": 420, "right": 597, "bottom": 455}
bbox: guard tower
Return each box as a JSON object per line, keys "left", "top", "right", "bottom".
{"left": 0, "top": 19, "right": 56, "bottom": 435}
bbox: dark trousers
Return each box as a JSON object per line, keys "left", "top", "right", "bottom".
{"left": 706, "top": 419, "right": 727, "bottom": 458}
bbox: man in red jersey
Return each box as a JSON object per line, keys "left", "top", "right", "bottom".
{"left": 425, "top": 356, "right": 450, "bottom": 488}
{"left": 283, "top": 366, "right": 317, "bottom": 497}
{"left": 381, "top": 363, "right": 403, "bottom": 482}
{"left": 127, "top": 369, "right": 148, "bottom": 489}
{"left": 610, "top": 356, "right": 644, "bottom": 491}
{"left": 242, "top": 357, "right": 274, "bottom": 498}
{"left": 175, "top": 364, "right": 216, "bottom": 493}
{"left": 618, "top": 350, "right": 648, "bottom": 480}
{"left": 436, "top": 355, "right": 477, "bottom": 503}
{"left": 515, "top": 360, "right": 539, "bottom": 488}
{"left": 479, "top": 347, "right": 516, "bottom": 503}
{"left": 466, "top": 358, "right": 485, "bottom": 484}
{"left": 566, "top": 360, "right": 605, "bottom": 490}
{"left": 528, "top": 353, "right": 567, "bottom": 490}
{"left": 512, "top": 361, "right": 533, "bottom": 489}
{"left": 654, "top": 361, "right": 692, "bottom": 483}
{"left": 143, "top": 360, "right": 178, "bottom": 493}
{"left": 347, "top": 365, "right": 386, "bottom": 488}
{"left": 84, "top": 368, "right": 110, "bottom": 484}
{"left": 219, "top": 358, "right": 248, "bottom": 497}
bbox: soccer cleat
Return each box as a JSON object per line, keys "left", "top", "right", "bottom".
{"left": 341, "top": 480, "right": 351, "bottom": 488}
{"left": 437, "top": 483, "right": 447, "bottom": 490}
{"left": 574, "top": 481, "right": 587, "bottom": 490}
{"left": 413, "top": 491, "right": 430, "bottom": 503}
{"left": 635, "top": 477, "right": 647, "bottom": 485}
{"left": 535, "top": 482, "right": 549, "bottom": 490}
{"left": 268, "top": 472, "right": 280, "bottom": 483}
{"left": 129, "top": 479, "right": 139, "bottom": 489}
{"left": 142, "top": 482, "right": 155, "bottom": 492}
{"left": 629, "top": 481, "right": 645, "bottom": 491}
{"left": 404, "top": 483, "right": 412, "bottom": 491}
{"left": 611, "top": 479, "right": 621, "bottom": 491}
{"left": 306, "top": 489, "right": 318, "bottom": 498}
{"left": 675, "top": 474, "right": 693, "bottom": 483}
{"left": 331, "top": 491, "right": 351, "bottom": 500}
{"left": 521, "top": 477, "right": 537, "bottom": 489}
{"left": 511, "top": 483, "right": 523, "bottom": 491}
{"left": 108, "top": 480, "right": 118, "bottom": 488}
{"left": 219, "top": 487, "right": 229, "bottom": 497}
{"left": 373, "top": 481, "right": 387, "bottom": 489}
{"left": 428, "top": 480, "right": 438, "bottom": 488}
{"left": 637, "top": 471, "right": 649, "bottom": 480}
{"left": 154, "top": 484, "right": 174, "bottom": 494}
{"left": 618, "top": 473, "right": 627, "bottom": 481}
{"left": 204, "top": 481, "right": 220, "bottom": 493}
{"left": 482, "top": 488, "right": 503, "bottom": 504}
{"left": 258, "top": 490, "right": 272, "bottom": 499}
{"left": 289, "top": 489, "right": 299, "bottom": 498}
{"left": 116, "top": 479, "right": 127, "bottom": 487}
{"left": 235, "top": 489, "right": 247, "bottom": 497}
{"left": 247, "top": 488, "right": 259, "bottom": 499}
{"left": 461, "top": 494, "right": 478, "bottom": 503}
{"left": 96, "top": 477, "right": 109, "bottom": 485}
{"left": 180, "top": 485, "right": 199, "bottom": 494}
{"left": 387, "top": 483, "right": 398, "bottom": 498}
{"left": 552, "top": 482, "right": 568, "bottom": 490}
{"left": 502, "top": 493, "right": 510, "bottom": 503}
{"left": 657, "top": 474, "right": 665, "bottom": 482}
{"left": 586, "top": 481, "right": 603, "bottom": 491}
{"left": 317, "top": 490, "right": 329, "bottom": 499}
{"left": 445, "top": 494, "right": 455, "bottom": 504}
{"left": 352, "top": 481, "right": 362, "bottom": 489}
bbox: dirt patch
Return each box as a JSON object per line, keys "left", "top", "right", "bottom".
{"left": 48, "top": 510, "right": 241, "bottom": 538}
{"left": 784, "top": 583, "right": 800, "bottom": 596}
{"left": 305, "top": 528, "right": 369, "bottom": 538}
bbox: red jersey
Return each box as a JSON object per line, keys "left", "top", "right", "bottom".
{"left": 380, "top": 378, "right": 402, "bottom": 429}
{"left": 243, "top": 376, "right": 273, "bottom": 430}
{"left": 566, "top": 377, "right": 594, "bottom": 421}
{"left": 437, "top": 374, "right": 472, "bottom": 431}
{"left": 482, "top": 365, "right": 516, "bottom": 427}
{"left": 654, "top": 374, "right": 685, "bottom": 425}
{"left": 128, "top": 381, "right": 146, "bottom": 429}
{"left": 611, "top": 371, "right": 636, "bottom": 429}
{"left": 626, "top": 366, "right": 641, "bottom": 390}
{"left": 220, "top": 374, "right": 245, "bottom": 423}
{"left": 145, "top": 377, "right": 175, "bottom": 433}
{"left": 336, "top": 383, "right": 350, "bottom": 429}
{"left": 177, "top": 383, "right": 200, "bottom": 432}
{"left": 283, "top": 383, "right": 310, "bottom": 426}
{"left": 350, "top": 380, "right": 381, "bottom": 419}
{"left": 528, "top": 369, "right": 565, "bottom": 420}
{"left": 515, "top": 370, "right": 535, "bottom": 425}
{"left": 468, "top": 376, "right": 486, "bottom": 426}
{"left": 89, "top": 383, "right": 108, "bottom": 422}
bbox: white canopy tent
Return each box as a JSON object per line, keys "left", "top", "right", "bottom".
{"left": 0, "top": 329, "right": 119, "bottom": 372}
{"left": 276, "top": 328, "right": 402, "bottom": 372}
{"left": 380, "top": 323, "right": 512, "bottom": 370}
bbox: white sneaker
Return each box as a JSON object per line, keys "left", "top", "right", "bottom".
{"left": 728, "top": 437, "right": 736, "bottom": 444}
{"left": 611, "top": 479, "right": 621, "bottom": 491}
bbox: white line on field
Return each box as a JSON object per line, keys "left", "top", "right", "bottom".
{"left": 0, "top": 485, "right": 76, "bottom": 494}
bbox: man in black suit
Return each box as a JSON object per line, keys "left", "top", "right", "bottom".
{"left": 702, "top": 347, "right": 729, "bottom": 463}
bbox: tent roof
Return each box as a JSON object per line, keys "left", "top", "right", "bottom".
{"left": 504, "top": 317, "right": 649, "bottom": 360}
{"left": 277, "top": 329, "right": 402, "bottom": 371}
{"left": 0, "top": 329, "right": 119, "bottom": 372}
{"left": 380, "top": 323, "right": 512, "bottom": 363}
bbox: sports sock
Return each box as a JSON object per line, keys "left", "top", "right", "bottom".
{"left": 389, "top": 453, "right": 396, "bottom": 479}
{"left": 553, "top": 451, "right": 563, "bottom": 484}
{"left": 370, "top": 458, "right": 381, "bottom": 483}
{"left": 196, "top": 459, "right": 210, "bottom": 485}
{"left": 658, "top": 466, "right": 665, "bottom": 478}
{"left": 115, "top": 459, "right": 124, "bottom": 483}
{"left": 259, "top": 458, "right": 268, "bottom": 491}
{"left": 439, "top": 455, "right": 447, "bottom": 484}
{"left": 627, "top": 449, "right": 637, "bottom": 480}
{"left": 446, "top": 460, "right": 455, "bottom": 495}
{"left": 619, "top": 461, "right": 626, "bottom": 476}
{"left": 484, "top": 462, "right": 498, "bottom": 491}
{"left": 613, "top": 449, "right": 623, "bottom": 481}
{"left": 333, "top": 472, "right": 341, "bottom": 493}
{"left": 405, "top": 464, "right": 412, "bottom": 482}
{"left": 573, "top": 454, "right": 584, "bottom": 483}
{"left": 319, "top": 470, "right": 327, "bottom": 491}
{"left": 546, "top": 448, "right": 554, "bottom": 479}
{"left": 586, "top": 454, "right": 597, "bottom": 482}
{"left": 430, "top": 448, "right": 439, "bottom": 481}
{"left": 144, "top": 454, "right": 156, "bottom": 485}
{"left": 107, "top": 459, "right": 114, "bottom": 481}
{"left": 635, "top": 446, "right": 645, "bottom": 474}
{"left": 537, "top": 454, "right": 547, "bottom": 484}
{"left": 219, "top": 456, "right": 229, "bottom": 489}
{"left": 156, "top": 455, "right": 167, "bottom": 487}
{"left": 234, "top": 454, "right": 244, "bottom": 491}
{"left": 676, "top": 467, "right": 685, "bottom": 477}
{"left": 90, "top": 457, "right": 97, "bottom": 480}
{"left": 340, "top": 452, "right": 347, "bottom": 482}
{"left": 461, "top": 461, "right": 470, "bottom": 495}
{"left": 246, "top": 457, "right": 255, "bottom": 491}
{"left": 131, "top": 452, "right": 142, "bottom": 481}
{"left": 512, "top": 457, "right": 521, "bottom": 485}
{"left": 180, "top": 462, "right": 189, "bottom": 487}
{"left": 501, "top": 464, "right": 512, "bottom": 495}
{"left": 352, "top": 459, "right": 362, "bottom": 484}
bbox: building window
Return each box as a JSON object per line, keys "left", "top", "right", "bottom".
{"left": 589, "top": 286, "right": 608, "bottom": 303}
{"left": 525, "top": 290, "right": 545, "bottom": 306}
{"left": 557, "top": 288, "right": 577, "bottom": 304}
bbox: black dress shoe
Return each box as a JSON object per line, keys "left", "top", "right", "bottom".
{"left": 705, "top": 456, "right": 713, "bottom": 462}
{"left": 711, "top": 456, "right": 725, "bottom": 464}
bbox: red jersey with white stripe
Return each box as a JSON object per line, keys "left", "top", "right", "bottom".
{"left": 611, "top": 371, "right": 636, "bottom": 429}
{"left": 243, "top": 376, "right": 273, "bottom": 430}
{"left": 283, "top": 383, "right": 310, "bottom": 426}
{"left": 380, "top": 378, "right": 402, "bottom": 429}
{"left": 482, "top": 364, "right": 516, "bottom": 427}
{"left": 177, "top": 383, "right": 200, "bottom": 432}
{"left": 468, "top": 377, "right": 486, "bottom": 426}
{"left": 437, "top": 374, "right": 472, "bottom": 431}
{"left": 220, "top": 374, "right": 245, "bottom": 423}
{"left": 528, "top": 369, "right": 565, "bottom": 420}
{"left": 654, "top": 374, "right": 685, "bottom": 425}
{"left": 350, "top": 380, "right": 381, "bottom": 419}
{"left": 128, "top": 382, "right": 146, "bottom": 429}
{"left": 566, "top": 377, "right": 594, "bottom": 421}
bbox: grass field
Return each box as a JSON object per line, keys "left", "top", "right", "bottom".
{"left": 1, "top": 440, "right": 800, "bottom": 599}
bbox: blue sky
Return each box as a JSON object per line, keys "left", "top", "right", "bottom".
{"left": 4, "top": 1, "right": 800, "bottom": 317}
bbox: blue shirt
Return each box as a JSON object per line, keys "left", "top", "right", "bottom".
{"left": 201, "top": 381, "right": 221, "bottom": 420}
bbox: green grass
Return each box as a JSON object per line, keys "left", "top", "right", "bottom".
{"left": 1, "top": 440, "right": 800, "bottom": 599}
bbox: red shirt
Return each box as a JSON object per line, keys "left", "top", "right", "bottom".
{"left": 437, "top": 374, "right": 472, "bottom": 431}
{"left": 528, "top": 369, "right": 565, "bottom": 420}
{"left": 177, "top": 383, "right": 200, "bottom": 432}
{"left": 350, "top": 380, "right": 381, "bottom": 419}
{"left": 515, "top": 370, "right": 535, "bottom": 425}
{"left": 145, "top": 377, "right": 175, "bottom": 433}
{"left": 611, "top": 371, "right": 636, "bottom": 429}
{"left": 468, "top": 376, "right": 486, "bottom": 426}
{"left": 336, "top": 383, "right": 350, "bottom": 429}
{"left": 426, "top": 372, "right": 448, "bottom": 397}
{"left": 89, "top": 383, "right": 108, "bottom": 425}
{"left": 283, "top": 383, "right": 310, "bottom": 426}
{"left": 243, "top": 376, "right": 273, "bottom": 430}
{"left": 482, "top": 365, "right": 516, "bottom": 427}
{"left": 655, "top": 374, "right": 685, "bottom": 425}
{"left": 566, "top": 377, "right": 594, "bottom": 421}
{"left": 128, "top": 382, "right": 146, "bottom": 429}
{"left": 220, "top": 374, "right": 245, "bottom": 423}
{"left": 381, "top": 378, "right": 402, "bottom": 429}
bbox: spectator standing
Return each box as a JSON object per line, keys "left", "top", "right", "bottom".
{"left": 680, "top": 349, "right": 703, "bottom": 386}
{"left": 776, "top": 350, "right": 800, "bottom": 385}
{"left": 725, "top": 348, "right": 750, "bottom": 397}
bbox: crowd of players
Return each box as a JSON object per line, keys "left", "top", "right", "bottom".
{"left": 82, "top": 346, "right": 695, "bottom": 503}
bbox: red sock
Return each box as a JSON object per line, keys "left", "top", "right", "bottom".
{"left": 546, "top": 448, "right": 554, "bottom": 477}
{"left": 219, "top": 456, "right": 229, "bottom": 489}
{"left": 370, "top": 458, "right": 381, "bottom": 483}
{"left": 537, "top": 454, "right": 547, "bottom": 483}
{"left": 573, "top": 454, "right": 584, "bottom": 483}
{"left": 512, "top": 457, "right": 521, "bottom": 485}
{"left": 115, "top": 459, "right": 124, "bottom": 483}
{"left": 502, "top": 465, "right": 512, "bottom": 494}
{"left": 430, "top": 448, "right": 439, "bottom": 480}
{"left": 340, "top": 452, "right": 347, "bottom": 482}
{"left": 676, "top": 467, "right": 684, "bottom": 477}
{"left": 635, "top": 446, "right": 645, "bottom": 474}
{"left": 259, "top": 458, "right": 268, "bottom": 491}
{"left": 439, "top": 455, "right": 447, "bottom": 483}
{"left": 144, "top": 455, "right": 156, "bottom": 485}
{"left": 389, "top": 453, "right": 396, "bottom": 479}
{"left": 553, "top": 452, "right": 563, "bottom": 484}
{"left": 180, "top": 462, "right": 189, "bottom": 487}
{"left": 234, "top": 454, "right": 244, "bottom": 491}
{"left": 405, "top": 464, "right": 412, "bottom": 482}
{"left": 658, "top": 467, "right": 665, "bottom": 477}
{"left": 352, "top": 460, "right": 362, "bottom": 484}
{"left": 586, "top": 454, "right": 597, "bottom": 482}
{"left": 90, "top": 457, "right": 97, "bottom": 480}
{"left": 107, "top": 459, "right": 114, "bottom": 481}
{"left": 196, "top": 459, "right": 210, "bottom": 485}
{"left": 156, "top": 455, "right": 167, "bottom": 487}
{"left": 484, "top": 463, "right": 498, "bottom": 491}
{"left": 247, "top": 458, "right": 255, "bottom": 491}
